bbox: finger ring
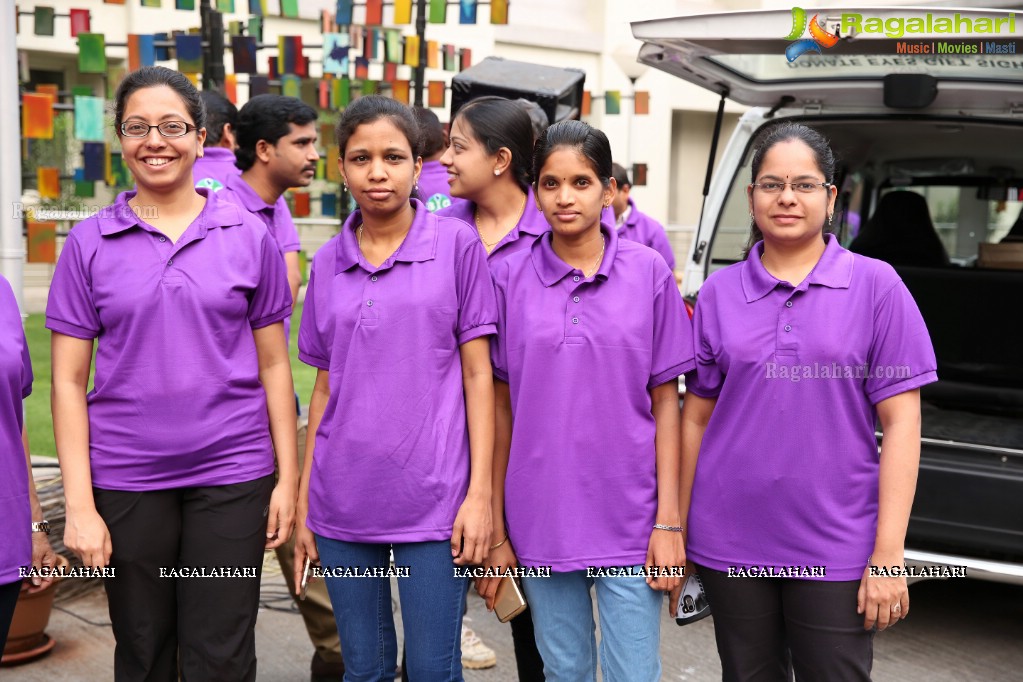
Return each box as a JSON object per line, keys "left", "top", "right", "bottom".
{"left": 892, "top": 603, "right": 902, "bottom": 612}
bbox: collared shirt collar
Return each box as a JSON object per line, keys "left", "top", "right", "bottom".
{"left": 336, "top": 198, "right": 438, "bottom": 274}
{"left": 200, "top": 147, "right": 236, "bottom": 163}
{"left": 531, "top": 222, "right": 619, "bottom": 287}
{"left": 97, "top": 188, "right": 242, "bottom": 237}
{"left": 515, "top": 187, "right": 551, "bottom": 238}
{"left": 741, "top": 233, "right": 854, "bottom": 303}
{"left": 615, "top": 198, "right": 635, "bottom": 230}
{"left": 226, "top": 173, "right": 276, "bottom": 213}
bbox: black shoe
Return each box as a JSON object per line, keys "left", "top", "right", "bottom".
{"left": 311, "top": 651, "right": 345, "bottom": 682}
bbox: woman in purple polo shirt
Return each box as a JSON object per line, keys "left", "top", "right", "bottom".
{"left": 436, "top": 96, "right": 549, "bottom": 266}
{"left": 487, "top": 120, "right": 695, "bottom": 681}
{"left": 679, "top": 122, "right": 937, "bottom": 681}
{"left": 435, "top": 95, "right": 547, "bottom": 679}
{"left": 0, "top": 274, "right": 57, "bottom": 653}
{"left": 293, "top": 96, "right": 497, "bottom": 681}
{"left": 47, "top": 67, "right": 298, "bottom": 681}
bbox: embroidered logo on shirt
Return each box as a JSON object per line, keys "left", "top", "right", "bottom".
{"left": 195, "top": 177, "right": 225, "bottom": 192}
{"left": 426, "top": 193, "right": 452, "bottom": 212}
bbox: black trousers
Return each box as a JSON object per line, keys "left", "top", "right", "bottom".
{"left": 0, "top": 578, "right": 22, "bottom": 654}
{"left": 697, "top": 565, "right": 874, "bottom": 682}
{"left": 94, "top": 474, "right": 275, "bottom": 682}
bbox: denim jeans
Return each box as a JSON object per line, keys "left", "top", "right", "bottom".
{"left": 315, "top": 536, "right": 467, "bottom": 682}
{"left": 522, "top": 567, "right": 663, "bottom": 682}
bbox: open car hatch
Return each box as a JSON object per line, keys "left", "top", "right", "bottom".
{"left": 632, "top": 7, "right": 1023, "bottom": 115}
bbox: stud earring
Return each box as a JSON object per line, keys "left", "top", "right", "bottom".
{"left": 494, "top": 169, "right": 501, "bottom": 176}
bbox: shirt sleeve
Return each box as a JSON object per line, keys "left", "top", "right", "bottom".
{"left": 45, "top": 229, "right": 102, "bottom": 340}
{"left": 273, "top": 196, "right": 302, "bottom": 253}
{"left": 297, "top": 261, "right": 330, "bottom": 370}
{"left": 454, "top": 238, "right": 498, "bottom": 345}
{"left": 686, "top": 285, "right": 725, "bottom": 398}
{"left": 865, "top": 279, "right": 938, "bottom": 405}
{"left": 248, "top": 231, "right": 293, "bottom": 329}
{"left": 649, "top": 270, "right": 695, "bottom": 389}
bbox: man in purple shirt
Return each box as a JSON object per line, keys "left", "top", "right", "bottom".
{"left": 213, "top": 94, "right": 341, "bottom": 682}
{"left": 218, "top": 95, "right": 318, "bottom": 310}
{"left": 611, "top": 162, "right": 676, "bottom": 272}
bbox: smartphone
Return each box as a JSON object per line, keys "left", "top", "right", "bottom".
{"left": 674, "top": 573, "right": 711, "bottom": 626}
{"left": 299, "top": 557, "right": 311, "bottom": 601}
{"left": 494, "top": 576, "right": 527, "bottom": 623}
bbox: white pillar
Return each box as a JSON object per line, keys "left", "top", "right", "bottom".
{"left": 0, "top": 0, "right": 25, "bottom": 310}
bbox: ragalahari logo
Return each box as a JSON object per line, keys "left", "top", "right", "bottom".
{"left": 785, "top": 7, "right": 840, "bottom": 62}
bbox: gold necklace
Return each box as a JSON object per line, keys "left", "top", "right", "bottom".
{"left": 473, "top": 193, "right": 527, "bottom": 250}
{"left": 585, "top": 236, "right": 606, "bottom": 277}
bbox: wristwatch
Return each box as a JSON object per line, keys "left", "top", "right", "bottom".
{"left": 31, "top": 521, "right": 51, "bottom": 535}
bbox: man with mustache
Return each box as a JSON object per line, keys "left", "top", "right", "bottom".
{"left": 221, "top": 95, "right": 342, "bottom": 682}
{"left": 223, "top": 95, "right": 319, "bottom": 310}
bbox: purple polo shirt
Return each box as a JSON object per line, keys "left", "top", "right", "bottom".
{"left": 0, "top": 275, "right": 32, "bottom": 585}
{"left": 436, "top": 187, "right": 549, "bottom": 266}
{"left": 45, "top": 189, "right": 292, "bottom": 491}
{"left": 219, "top": 173, "right": 301, "bottom": 253}
{"left": 219, "top": 173, "right": 302, "bottom": 342}
{"left": 193, "top": 146, "right": 240, "bottom": 193}
{"left": 618, "top": 198, "right": 676, "bottom": 270}
{"left": 491, "top": 226, "right": 695, "bottom": 571}
{"left": 685, "top": 235, "right": 937, "bottom": 580}
{"left": 298, "top": 199, "right": 497, "bottom": 543}
{"left": 417, "top": 160, "right": 465, "bottom": 213}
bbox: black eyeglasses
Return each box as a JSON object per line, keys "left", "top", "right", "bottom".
{"left": 751, "top": 181, "right": 833, "bottom": 194}
{"left": 119, "top": 121, "right": 198, "bottom": 138}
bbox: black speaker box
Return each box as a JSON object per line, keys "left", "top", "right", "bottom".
{"left": 450, "top": 57, "right": 586, "bottom": 123}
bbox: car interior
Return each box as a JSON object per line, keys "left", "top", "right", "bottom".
{"left": 708, "top": 116, "right": 1023, "bottom": 451}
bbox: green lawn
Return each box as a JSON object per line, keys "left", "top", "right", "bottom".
{"left": 25, "top": 302, "right": 316, "bottom": 457}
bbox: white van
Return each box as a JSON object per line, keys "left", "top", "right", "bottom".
{"left": 633, "top": 7, "right": 1023, "bottom": 584}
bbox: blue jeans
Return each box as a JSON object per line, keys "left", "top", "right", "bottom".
{"left": 315, "top": 536, "right": 467, "bottom": 682}
{"left": 522, "top": 568, "right": 663, "bottom": 682}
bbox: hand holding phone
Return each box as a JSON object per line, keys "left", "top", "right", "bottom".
{"left": 299, "top": 557, "right": 311, "bottom": 601}
{"left": 675, "top": 573, "right": 711, "bottom": 626}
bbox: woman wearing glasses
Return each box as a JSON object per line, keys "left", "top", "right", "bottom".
{"left": 677, "top": 123, "right": 937, "bottom": 680}
{"left": 47, "top": 66, "right": 297, "bottom": 681}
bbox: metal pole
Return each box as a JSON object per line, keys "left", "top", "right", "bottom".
{"left": 0, "top": 0, "right": 25, "bottom": 310}
{"left": 413, "top": 0, "right": 426, "bottom": 106}
{"left": 200, "top": 0, "right": 225, "bottom": 91}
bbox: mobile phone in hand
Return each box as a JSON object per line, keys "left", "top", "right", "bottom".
{"left": 299, "top": 557, "right": 311, "bottom": 601}
{"left": 675, "top": 573, "right": 711, "bottom": 626}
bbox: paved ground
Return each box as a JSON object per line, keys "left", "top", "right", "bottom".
{"left": 3, "top": 556, "right": 1022, "bottom": 681}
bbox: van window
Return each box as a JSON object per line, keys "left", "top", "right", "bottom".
{"left": 869, "top": 185, "right": 1023, "bottom": 263}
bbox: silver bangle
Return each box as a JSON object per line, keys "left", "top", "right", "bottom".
{"left": 653, "top": 523, "right": 684, "bottom": 533}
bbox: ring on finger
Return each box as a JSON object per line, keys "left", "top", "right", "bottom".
{"left": 891, "top": 602, "right": 902, "bottom": 613}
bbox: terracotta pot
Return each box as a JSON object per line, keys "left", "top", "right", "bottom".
{"left": 1, "top": 554, "right": 69, "bottom": 664}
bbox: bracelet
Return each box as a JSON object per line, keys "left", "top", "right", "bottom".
{"left": 653, "top": 523, "right": 684, "bottom": 533}
{"left": 490, "top": 535, "right": 508, "bottom": 550}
